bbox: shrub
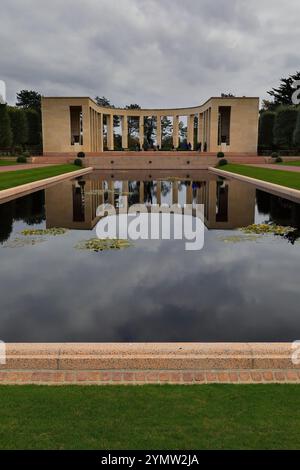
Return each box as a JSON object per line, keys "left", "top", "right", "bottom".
{"left": 271, "top": 151, "right": 279, "bottom": 159}
{"left": 273, "top": 106, "right": 298, "bottom": 148}
{"left": 293, "top": 109, "right": 300, "bottom": 148}
{"left": 8, "top": 108, "right": 28, "bottom": 146}
{"left": 259, "top": 111, "right": 276, "bottom": 146}
{"left": 217, "top": 151, "right": 225, "bottom": 158}
{"left": 16, "top": 155, "right": 27, "bottom": 163}
{"left": 275, "top": 156, "right": 283, "bottom": 163}
{"left": 77, "top": 151, "right": 85, "bottom": 159}
{"left": 23, "top": 150, "right": 30, "bottom": 158}
{"left": 74, "top": 158, "right": 83, "bottom": 167}
{"left": 0, "top": 104, "right": 13, "bottom": 148}
{"left": 218, "top": 158, "right": 228, "bottom": 167}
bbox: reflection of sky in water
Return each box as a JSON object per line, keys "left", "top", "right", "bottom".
{"left": 0, "top": 176, "right": 299, "bottom": 342}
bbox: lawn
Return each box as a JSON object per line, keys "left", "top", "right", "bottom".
{"left": 220, "top": 164, "right": 300, "bottom": 190}
{"left": 0, "top": 159, "right": 19, "bottom": 166}
{"left": 0, "top": 385, "right": 300, "bottom": 450}
{"left": 0, "top": 164, "right": 79, "bottom": 190}
{"left": 279, "top": 160, "right": 300, "bottom": 166}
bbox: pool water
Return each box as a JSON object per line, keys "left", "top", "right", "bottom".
{"left": 0, "top": 170, "right": 299, "bottom": 342}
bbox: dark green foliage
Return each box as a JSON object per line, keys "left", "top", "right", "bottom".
{"left": 74, "top": 158, "right": 83, "bottom": 166}
{"left": 16, "top": 155, "right": 27, "bottom": 163}
{"left": 25, "top": 109, "right": 41, "bottom": 145}
{"left": 77, "top": 151, "right": 85, "bottom": 158}
{"left": 8, "top": 107, "right": 28, "bottom": 146}
{"left": 0, "top": 104, "right": 12, "bottom": 148}
{"left": 259, "top": 112, "right": 276, "bottom": 146}
{"left": 273, "top": 107, "right": 298, "bottom": 148}
{"left": 217, "top": 151, "right": 225, "bottom": 158}
{"left": 275, "top": 156, "right": 283, "bottom": 163}
{"left": 271, "top": 151, "right": 279, "bottom": 158}
{"left": 218, "top": 158, "right": 228, "bottom": 166}
{"left": 293, "top": 110, "right": 300, "bottom": 148}
{"left": 16, "top": 90, "right": 41, "bottom": 113}
{"left": 267, "top": 71, "right": 300, "bottom": 109}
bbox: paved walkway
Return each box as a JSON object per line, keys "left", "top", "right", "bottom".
{"left": 246, "top": 163, "right": 300, "bottom": 172}
{"left": 0, "top": 163, "right": 56, "bottom": 172}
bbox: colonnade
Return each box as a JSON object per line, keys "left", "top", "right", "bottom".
{"left": 101, "top": 111, "right": 211, "bottom": 152}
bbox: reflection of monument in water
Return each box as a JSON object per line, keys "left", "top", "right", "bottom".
{"left": 45, "top": 172, "right": 256, "bottom": 230}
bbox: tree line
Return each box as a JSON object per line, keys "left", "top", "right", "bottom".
{"left": 0, "top": 90, "right": 42, "bottom": 155}
{"left": 259, "top": 71, "right": 300, "bottom": 155}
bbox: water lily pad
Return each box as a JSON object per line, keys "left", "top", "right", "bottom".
{"left": 218, "top": 234, "right": 262, "bottom": 243}
{"left": 21, "top": 228, "right": 68, "bottom": 236}
{"left": 75, "top": 238, "right": 132, "bottom": 252}
{"left": 240, "top": 224, "right": 296, "bottom": 236}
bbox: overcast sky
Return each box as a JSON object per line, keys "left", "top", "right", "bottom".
{"left": 1, "top": 0, "right": 299, "bottom": 108}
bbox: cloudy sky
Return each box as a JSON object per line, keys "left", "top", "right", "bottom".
{"left": 1, "top": 0, "right": 299, "bottom": 108}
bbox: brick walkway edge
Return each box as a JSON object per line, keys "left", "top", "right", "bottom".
{"left": 0, "top": 369, "right": 300, "bottom": 385}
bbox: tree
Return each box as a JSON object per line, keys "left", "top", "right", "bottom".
{"left": 293, "top": 109, "right": 300, "bottom": 148}
{"left": 0, "top": 104, "right": 12, "bottom": 147}
{"left": 144, "top": 116, "right": 156, "bottom": 146}
{"left": 267, "top": 71, "right": 300, "bottom": 109}
{"left": 125, "top": 104, "right": 141, "bottom": 140}
{"left": 259, "top": 111, "right": 276, "bottom": 147}
{"left": 95, "top": 96, "right": 119, "bottom": 127}
{"left": 8, "top": 107, "right": 28, "bottom": 146}
{"left": 25, "top": 109, "right": 41, "bottom": 145}
{"left": 273, "top": 106, "right": 298, "bottom": 148}
{"left": 16, "top": 90, "right": 41, "bottom": 113}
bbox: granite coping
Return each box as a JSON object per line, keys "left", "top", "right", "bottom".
{"left": 0, "top": 167, "right": 93, "bottom": 204}
{"left": 0, "top": 343, "right": 298, "bottom": 371}
{"left": 209, "top": 167, "right": 300, "bottom": 203}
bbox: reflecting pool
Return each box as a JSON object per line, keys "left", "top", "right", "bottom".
{"left": 0, "top": 170, "right": 299, "bottom": 342}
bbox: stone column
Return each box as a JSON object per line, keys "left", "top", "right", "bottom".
{"left": 172, "top": 181, "right": 179, "bottom": 205}
{"left": 156, "top": 180, "right": 161, "bottom": 205}
{"left": 187, "top": 114, "right": 194, "bottom": 149}
{"left": 107, "top": 114, "right": 114, "bottom": 150}
{"left": 173, "top": 115, "right": 179, "bottom": 148}
{"left": 139, "top": 181, "right": 144, "bottom": 203}
{"left": 121, "top": 115, "right": 128, "bottom": 149}
{"left": 186, "top": 182, "right": 193, "bottom": 205}
{"left": 197, "top": 113, "right": 203, "bottom": 148}
{"left": 99, "top": 113, "right": 104, "bottom": 152}
{"left": 156, "top": 115, "right": 162, "bottom": 148}
{"left": 139, "top": 115, "right": 144, "bottom": 149}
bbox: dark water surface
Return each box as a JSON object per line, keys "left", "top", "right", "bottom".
{"left": 0, "top": 169, "right": 299, "bottom": 342}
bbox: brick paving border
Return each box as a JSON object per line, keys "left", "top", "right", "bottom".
{"left": 1, "top": 369, "right": 300, "bottom": 385}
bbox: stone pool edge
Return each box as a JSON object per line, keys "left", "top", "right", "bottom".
{"left": 0, "top": 167, "right": 93, "bottom": 204}
{"left": 0, "top": 343, "right": 300, "bottom": 384}
{"left": 209, "top": 167, "right": 300, "bottom": 203}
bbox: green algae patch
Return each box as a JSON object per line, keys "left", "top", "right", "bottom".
{"left": 240, "top": 223, "right": 296, "bottom": 236}
{"left": 21, "top": 228, "right": 68, "bottom": 236}
{"left": 218, "top": 234, "right": 262, "bottom": 243}
{"left": 75, "top": 238, "right": 132, "bottom": 252}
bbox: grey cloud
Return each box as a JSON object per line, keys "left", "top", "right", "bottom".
{"left": 1, "top": 0, "right": 300, "bottom": 107}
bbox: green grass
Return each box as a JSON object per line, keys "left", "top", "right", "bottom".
{"left": 221, "top": 164, "right": 300, "bottom": 190}
{"left": 0, "top": 164, "right": 79, "bottom": 190}
{"left": 0, "top": 385, "right": 300, "bottom": 449}
{"left": 0, "top": 159, "right": 19, "bottom": 166}
{"left": 279, "top": 160, "right": 300, "bottom": 166}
